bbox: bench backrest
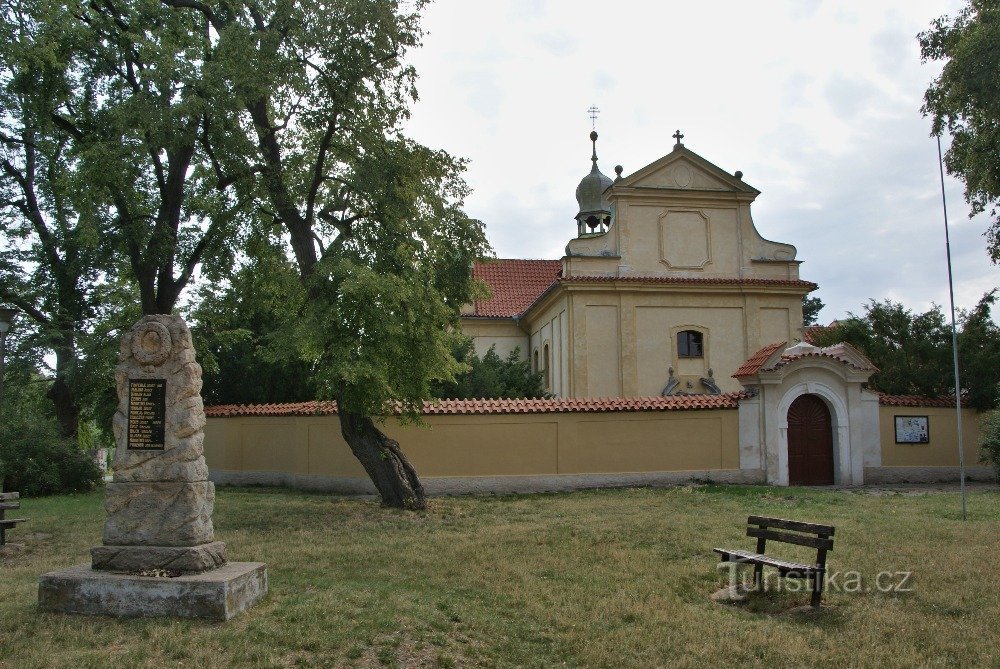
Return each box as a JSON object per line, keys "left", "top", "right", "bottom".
{"left": 0, "top": 492, "right": 20, "bottom": 517}
{"left": 746, "top": 515, "right": 834, "bottom": 552}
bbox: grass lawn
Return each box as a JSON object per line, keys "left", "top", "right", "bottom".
{"left": 1, "top": 484, "right": 999, "bottom": 668}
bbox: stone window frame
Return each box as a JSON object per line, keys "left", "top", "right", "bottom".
{"left": 676, "top": 329, "right": 705, "bottom": 359}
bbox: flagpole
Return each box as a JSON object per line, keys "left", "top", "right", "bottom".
{"left": 936, "top": 133, "right": 967, "bottom": 521}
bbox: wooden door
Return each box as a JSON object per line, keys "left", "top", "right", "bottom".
{"left": 787, "top": 394, "right": 834, "bottom": 485}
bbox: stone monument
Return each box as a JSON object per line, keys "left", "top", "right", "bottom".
{"left": 38, "top": 315, "right": 267, "bottom": 620}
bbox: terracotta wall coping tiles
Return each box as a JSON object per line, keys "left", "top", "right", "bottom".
{"left": 205, "top": 393, "right": 750, "bottom": 418}
{"left": 877, "top": 394, "right": 963, "bottom": 408}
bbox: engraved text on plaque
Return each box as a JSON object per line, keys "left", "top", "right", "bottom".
{"left": 127, "top": 379, "right": 167, "bottom": 450}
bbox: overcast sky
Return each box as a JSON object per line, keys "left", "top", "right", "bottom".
{"left": 403, "top": 0, "right": 997, "bottom": 324}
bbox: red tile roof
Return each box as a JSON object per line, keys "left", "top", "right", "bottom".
{"left": 470, "top": 259, "right": 562, "bottom": 318}
{"left": 205, "top": 394, "right": 747, "bottom": 418}
{"left": 732, "top": 342, "right": 786, "bottom": 378}
{"left": 802, "top": 325, "right": 828, "bottom": 344}
{"left": 733, "top": 341, "right": 876, "bottom": 379}
{"left": 468, "top": 261, "right": 817, "bottom": 319}
{"left": 877, "top": 394, "right": 960, "bottom": 408}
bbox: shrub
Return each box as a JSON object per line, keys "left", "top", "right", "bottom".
{"left": 431, "top": 342, "right": 548, "bottom": 400}
{"left": 0, "top": 416, "right": 102, "bottom": 496}
{"left": 979, "top": 410, "right": 1000, "bottom": 483}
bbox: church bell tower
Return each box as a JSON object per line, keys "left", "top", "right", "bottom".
{"left": 574, "top": 131, "right": 614, "bottom": 237}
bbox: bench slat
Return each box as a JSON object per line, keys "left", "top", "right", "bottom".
{"left": 713, "top": 548, "right": 818, "bottom": 574}
{"left": 0, "top": 518, "right": 27, "bottom": 527}
{"left": 0, "top": 502, "right": 21, "bottom": 510}
{"left": 747, "top": 515, "right": 834, "bottom": 536}
{"left": 747, "top": 527, "right": 834, "bottom": 550}
{"left": 0, "top": 492, "right": 19, "bottom": 501}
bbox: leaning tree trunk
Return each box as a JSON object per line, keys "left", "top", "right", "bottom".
{"left": 337, "top": 405, "right": 427, "bottom": 511}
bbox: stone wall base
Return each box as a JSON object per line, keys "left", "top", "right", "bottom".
{"left": 91, "top": 541, "right": 227, "bottom": 574}
{"left": 864, "top": 466, "right": 995, "bottom": 484}
{"left": 38, "top": 562, "right": 266, "bottom": 621}
{"left": 210, "top": 469, "right": 766, "bottom": 495}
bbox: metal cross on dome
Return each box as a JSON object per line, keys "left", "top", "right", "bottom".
{"left": 588, "top": 105, "right": 600, "bottom": 129}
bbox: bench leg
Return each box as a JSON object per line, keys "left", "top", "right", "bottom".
{"left": 753, "top": 563, "right": 763, "bottom": 590}
{"left": 810, "top": 572, "right": 823, "bottom": 607}
{"left": 0, "top": 526, "right": 5, "bottom": 546}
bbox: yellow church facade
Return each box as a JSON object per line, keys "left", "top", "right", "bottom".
{"left": 462, "top": 132, "right": 813, "bottom": 398}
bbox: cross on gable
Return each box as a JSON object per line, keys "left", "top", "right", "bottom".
{"left": 672, "top": 129, "right": 684, "bottom": 146}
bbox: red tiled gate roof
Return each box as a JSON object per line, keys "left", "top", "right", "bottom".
{"left": 732, "top": 341, "right": 786, "bottom": 378}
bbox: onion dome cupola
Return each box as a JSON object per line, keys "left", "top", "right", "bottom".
{"left": 575, "top": 131, "right": 614, "bottom": 237}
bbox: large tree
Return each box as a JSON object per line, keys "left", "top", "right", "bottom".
{"left": 920, "top": 0, "right": 1000, "bottom": 260}
{"left": 44, "top": 0, "right": 253, "bottom": 316}
{"left": 187, "top": 0, "right": 490, "bottom": 510}
{"left": 7, "top": 1, "right": 489, "bottom": 509}
{"left": 2, "top": 0, "right": 254, "bottom": 434}
{"left": 0, "top": 2, "right": 102, "bottom": 437}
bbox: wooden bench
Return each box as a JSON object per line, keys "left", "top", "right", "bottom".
{"left": 0, "top": 492, "right": 28, "bottom": 546}
{"left": 714, "top": 515, "right": 835, "bottom": 607}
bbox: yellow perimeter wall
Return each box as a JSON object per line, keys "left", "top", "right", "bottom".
{"left": 879, "top": 405, "right": 983, "bottom": 468}
{"left": 204, "top": 409, "right": 741, "bottom": 481}
{"left": 203, "top": 405, "right": 988, "bottom": 489}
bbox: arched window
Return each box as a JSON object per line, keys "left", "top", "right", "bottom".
{"left": 677, "top": 330, "right": 704, "bottom": 358}
{"left": 533, "top": 349, "right": 539, "bottom": 373}
{"left": 543, "top": 343, "right": 551, "bottom": 389}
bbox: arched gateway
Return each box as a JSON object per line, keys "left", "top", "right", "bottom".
{"left": 787, "top": 394, "right": 834, "bottom": 485}
{"left": 733, "top": 341, "right": 881, "bottom": 487}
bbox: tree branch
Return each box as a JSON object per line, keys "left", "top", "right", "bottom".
{"left": 159, "top": 0, "right": 223, "bottom": 29}
{"left": 305, "top": 116, "right": 338, "bottom": 225}
{"left": 0, "top": 287, "right": 49, "bottom": 324}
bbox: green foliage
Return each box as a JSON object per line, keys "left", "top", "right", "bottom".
{"left": 2, "top": 0, "right": 492, "bottom": 502}
{"left": 191, "top": 234, "right": 317, "bottom": 405}
{"left": 979, "top": 410, "right": 1000, "bottom": 481}
{"left": 802, "top": 295, "right": 824, "bottom": 326}
{"left": 920, "top": 1, "right": 1000, "bottom": 260}
{"left": 955, "top": 290, "right": 1000, "bottom": 410}
{"left": 811, "top": 292, "right": 1000, "bottom": 409}
{"left": 432, "top": 342, "right": 547, "bottom": 400}
{"left": 156, "top": 0, "right": 495, "bottom": 417}
{"left": 0, "top": 362, "right": 100, "bottom": 496}
{"left": 811, "top": 300, "right": 952, "bottom": 396}
{"left": 0, "top": 419, "right": 101, "bottom": 496}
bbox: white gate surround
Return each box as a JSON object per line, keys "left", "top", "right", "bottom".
{"left": 735, "top": 342, "right": 881, "bottom": 486}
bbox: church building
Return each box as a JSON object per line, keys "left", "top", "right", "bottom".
{"left": 462, "top": 130, "right": 816, "bottom": 398}
{"left": 203, "top": 130, "right": 986, "bottom": 493}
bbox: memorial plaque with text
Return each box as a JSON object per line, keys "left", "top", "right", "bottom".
{"left": 128, "top": 379, "right": 166, "bottom": 450}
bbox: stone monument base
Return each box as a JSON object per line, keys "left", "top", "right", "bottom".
{"left": 38, "top": 562, "right": 267, "bottom": 621}
{"left": 91, "top": 541, "right": 227, "bottom": 573}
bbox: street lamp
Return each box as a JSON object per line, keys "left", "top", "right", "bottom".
{"left": 0, "top": 307, "right": 17, "bottom": 421}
